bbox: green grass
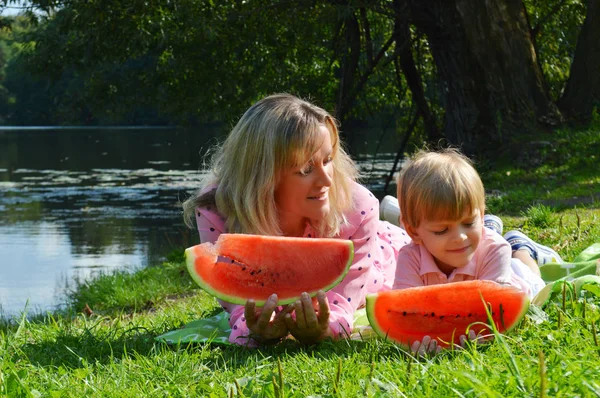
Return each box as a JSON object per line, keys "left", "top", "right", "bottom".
{"left": 1, "top": 125, "right": 600, "bottom": 397}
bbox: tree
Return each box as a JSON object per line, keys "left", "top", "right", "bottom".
{"left": 2, "top": 0, "right": 598, "bottom": 157}
{"left": 557, "top": 0, "right": 600, "bottom": 125}
{"left": 405, "top": 0, "right": 564, "bottom": 154}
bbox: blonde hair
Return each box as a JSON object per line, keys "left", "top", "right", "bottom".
{"left": 182, "top": 93, "right": 358, "bottom": 237}
{"left": 396, "top": 148, "right": 485, "bottom": 229}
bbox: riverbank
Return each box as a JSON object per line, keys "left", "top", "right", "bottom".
{"left": 2, "top": 126, "right": 600, "bottom": 396}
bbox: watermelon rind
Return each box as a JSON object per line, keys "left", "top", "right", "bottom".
{"left": 365, "top": 293, "right": 384, "bottom": 340}
{"left": 185, "top": 235, "right": 354, "bottom": 306}
{"left": 185, "top": 245, "right": 231, "bottom": 304}
{"left": 365, "top": 280, "right": 530, "bottom": 349}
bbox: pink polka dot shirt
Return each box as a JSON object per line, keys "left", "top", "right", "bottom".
{"left": 196, "top": 181, "right": 411, "bottom": 345}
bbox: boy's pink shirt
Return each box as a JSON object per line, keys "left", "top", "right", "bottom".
{"left": 393, "top": 227, "right": 530, "bottom": 295}
{"left": 196, "top": 181, "right": 410, "bottom": 345}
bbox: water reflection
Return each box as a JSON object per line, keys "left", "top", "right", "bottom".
{"left": 0, "top": 126, "right": 400, "bottom": 317}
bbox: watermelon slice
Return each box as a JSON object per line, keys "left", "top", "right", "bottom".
{"left": 185, "top": 234, "right": 354, "bottom": 306}
{"left": 366, "top": 280, "right": 529, "bottom": 349}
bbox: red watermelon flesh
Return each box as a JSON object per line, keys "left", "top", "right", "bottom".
{"left": 186, "top": 234, "right": 354, "bottom": 306}
{"left": 366, "top": 280, "right": 529, "bottom": 348}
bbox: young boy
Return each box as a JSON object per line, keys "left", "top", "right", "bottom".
{"left": 392, "top": 148, "right": 563, "bottom": 354}
{"left": 393, "top": 148, "right": 560, "bottom": 296}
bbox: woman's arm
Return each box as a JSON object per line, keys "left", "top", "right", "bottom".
{"left": 324, "top": 185, "right": 391, "bottom": 338}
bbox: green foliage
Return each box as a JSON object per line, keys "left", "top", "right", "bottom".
{"left": 0, "top": 14, "right": 69, "bottom": 125}
{"left": 484, "top": 125, "right": 600, "bottom": 217}
{"left": 0, "top": 0, "right": 597, "bottom": 156}
{"left": 524, "top": 0, "right": 587, "bottom": 101}
{"left": 14, "top": 0, "right": 346, "bottom": 124}
{"left": 2, "top": 261, "right": 600, "bottom": 395}
{"left": 1, "top": 1, "right": 419, "bottom": 133}
{"left": 67, "top": 260, "right": 198, "bottom": 315}
{"left": 522, "top": 204, "right": 557, "bottom": 229}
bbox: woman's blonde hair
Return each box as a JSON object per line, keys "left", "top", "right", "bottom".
{"left": 396, "top": 148, "right": 485, "bottom": 229}
{"left": 182, "top": 93, "right": 358, "bottom": 237}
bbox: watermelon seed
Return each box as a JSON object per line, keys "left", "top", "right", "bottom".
{"left": 468, "top": 313, "right": 472, "bottom": 317}
{"left": 250, "top": 271, "right": 256, "bottom": 275}
{"left": 439, "top": 316, "right": 444, "bottom": 320}
{"left": 403, "top": 311, "right": 407, "bottom": 316}
{"left": 431, "top": 312, "right": 435, "bottom": 317}
{"left": 242, "top": 267, "right": 246, "bottom": 271}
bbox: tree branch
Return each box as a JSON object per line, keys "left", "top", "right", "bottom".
{"left": 359, "top": 7, "right": 374, "bottom": 66}
{"left": 531, "top": 0, "right": 570, "bottom": 37}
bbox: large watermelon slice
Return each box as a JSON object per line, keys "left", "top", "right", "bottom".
{"left": 366, "top": 280, "right": 529, "bottom": 349}
{"left": 186, "top": 234, "right": 354, "bottom": 306}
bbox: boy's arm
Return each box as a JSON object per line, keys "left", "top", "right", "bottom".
{"left": 393, "top": 245, "right": 425, "bottom": 289}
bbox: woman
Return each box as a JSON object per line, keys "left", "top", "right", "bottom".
{"left": 183, "top": 93, "right": 410, "bottom": 345}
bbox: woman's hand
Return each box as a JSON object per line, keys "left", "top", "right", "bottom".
{"left": 244, "top": 293, "right": 293, "bottom": 344}
{"left": 285, "top": 291, "right": 332, "bottom": 345}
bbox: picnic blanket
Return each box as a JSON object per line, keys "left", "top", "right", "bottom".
{"left": 155, "top": 307, "right": 373, "bottom": 345}
{"left": 539, "top": 243, "right": 600, "bottom": 282}
{"left": 156, "top": 243, "right": 600, "bottom": 346}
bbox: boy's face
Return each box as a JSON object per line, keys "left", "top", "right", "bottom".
{"left": 405, "top": 208, "right": 483, "bottom": 275}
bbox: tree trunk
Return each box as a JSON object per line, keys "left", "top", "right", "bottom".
{"left": 407, "top": 0, "right": 562, "bottom": 154}
{"left": 335, "top": 11, "right": 361, "bottom": 124}
{"left": 557, "top": 0, "right": 600, "bottom": 125}
{"left": 393, "top": 0, "right": 442, "bottom": 143}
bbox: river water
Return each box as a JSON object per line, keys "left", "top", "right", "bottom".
{"left": 0, "top": 126, "right": 401, "bottom": 317}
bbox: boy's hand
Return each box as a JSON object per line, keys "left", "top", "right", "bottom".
{"left": 459, "top": 329, "right": 493, "bottom": 348}
{"left": 410, "top": 335, "right": 442, "bottom": 357}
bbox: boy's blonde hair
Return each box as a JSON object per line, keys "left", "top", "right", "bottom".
{"left": 396, "top": 148, "right": 485, "bottom": 229}
{"left": 182, "top": 93, "right": 358, "bottom": 237}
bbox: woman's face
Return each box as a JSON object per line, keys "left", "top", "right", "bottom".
{"left": 274, "top": 124, "right": 334, "bottom": 236}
